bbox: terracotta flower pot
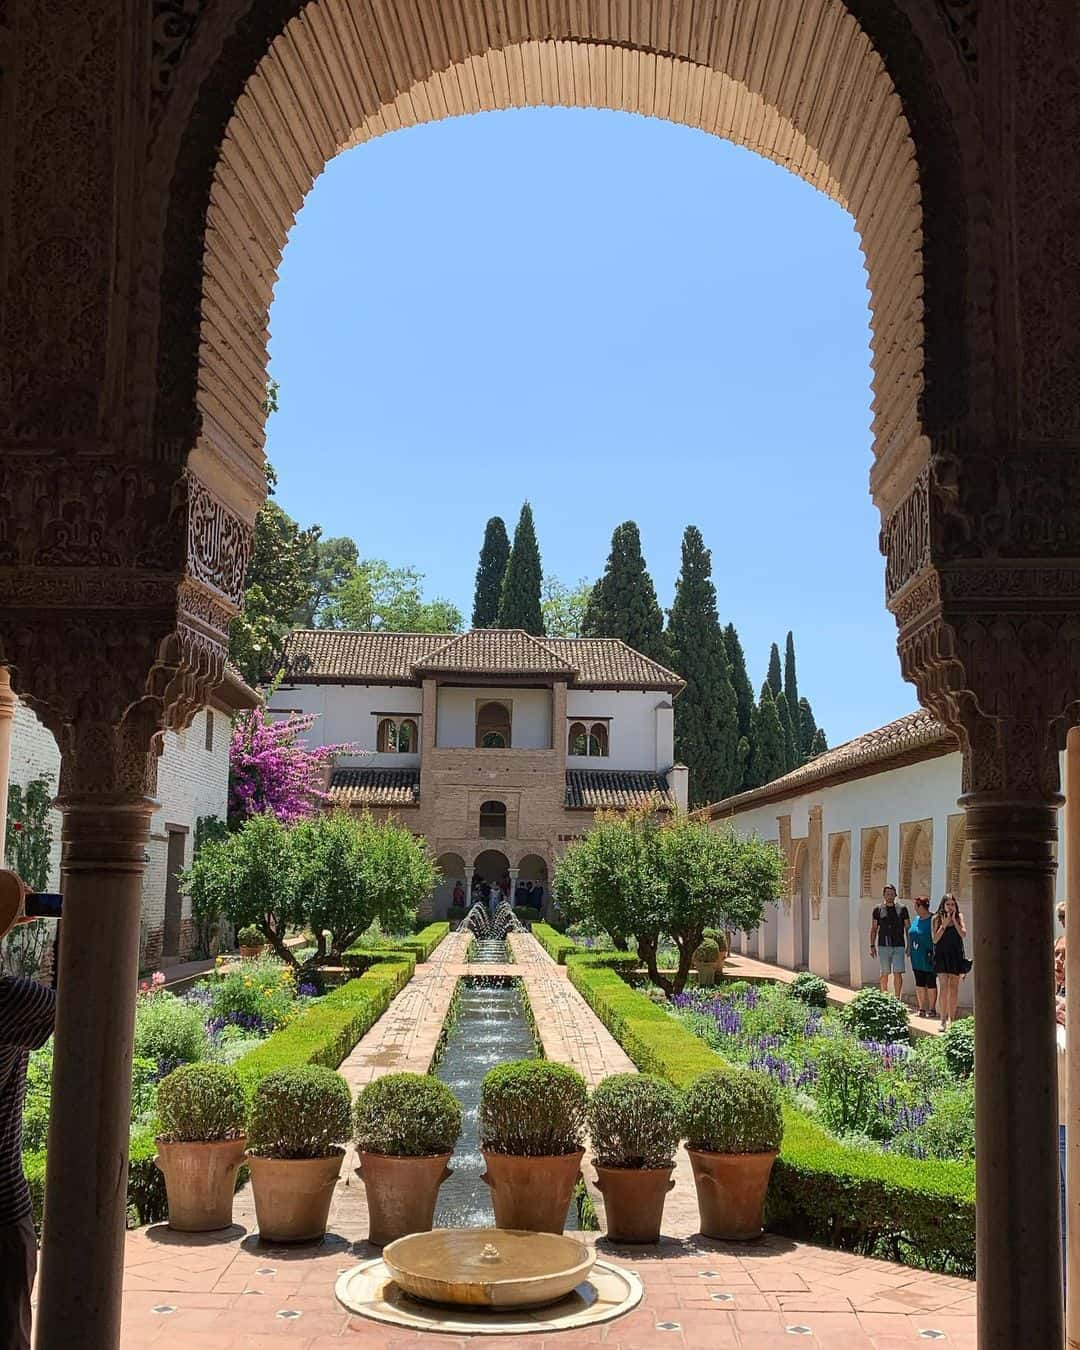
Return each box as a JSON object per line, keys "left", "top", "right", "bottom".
{"left": 155, "top": 1136, "right": 247, "bottom": 1232}
{"left": 594, "top": 1164, "right": 675, "bottom": 1242}
{"left": 356, "top": 1151, "right": 453, "bottom": 1246}
{"left": 481, "top": 1150, "right": 584, "bottom": 1234}
{"left": 687, "top": 1147, "right": 778, "bottom": 1240}
{"left": 248, "top": 1150, "right": 343, "bottom": 1242}
{"left": 239, "top": 944, "right": 265, "bottom": 960}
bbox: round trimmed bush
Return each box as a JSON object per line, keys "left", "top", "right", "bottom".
{"left": 247, "top": 1066, "right": 352, "bottom": 1159}
{"left": 842, "top": 987, "right": 910, "bottom": 1043}
{"left": 941, "top": 1017, "right": 975, "bottom": 1079}
{"left": 790, "top": 972, "right": 829, "bottom": 1008}
{"left": 237, "top": 924, "right": 264, "bottom": 947}
{"left": 157, "top": 1063, "right": 247, "bottom": 1143}
{"left": 588, "top": 1073, "right": 681, "bottom": 1169}
{"left": 353, "top": 1073, "right": 461, "bottom": 1157}
{"left": 682, "top": 1068, "right": 783, "bottom": 1154}
{"left": 134, "top": 992, "right": 207, "bottom": 1069}
{"left": 479, "top": 1060, "right": 587, "bottom": 1157}
{"left": 694, "top": 938, "right": 721, "bottom": 964}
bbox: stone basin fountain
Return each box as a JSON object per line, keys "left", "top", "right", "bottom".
{"left": 382, "top": 1228, "right": 593, "bottom": 1308}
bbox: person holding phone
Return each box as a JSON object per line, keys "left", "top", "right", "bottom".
{"left": 932, "top": 892, "right": 970, "bottom": 1031}
{"left": 0, "top": 871, "right": 57, "bottom": 1350}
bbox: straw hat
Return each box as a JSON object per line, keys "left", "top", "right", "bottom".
{"left": 0, "top": 869, "right": 28, "bottom": 943}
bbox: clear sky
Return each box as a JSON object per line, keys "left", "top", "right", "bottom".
{"left": 265, "top": 105, "right": 917, "bottom": 748}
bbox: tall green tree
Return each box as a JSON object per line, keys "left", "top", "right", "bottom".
{"left": 798, "top": 696, "right": 819, "bottom": 759}
{"left": 783, "top": 631, "right": 800, "bottom": 739}
{"left": 667, "top": 527, "right": 739, "bottom": 805}
{"left": 774, "top": 689, "right": 799, "bottom": 772}
{"left": 542, "top": 575, "right": 592, "bottom": 637}
{"left": 810, "top": 727, "right": 829, "bottom": 757}
{"left": 294, "top": 536, "right": 359, "bottom": 627}
{"left": 767, "top": 642, "right": 782, "bottom": 697}
{"left": 321, "top": 560, "right": 461, "bottom": 632}
{"left": 724, "top": 624, "right": 755, "bottom": 744}
{"left": 472, "top": 517, "right": 510, "bottom": 628}
{"left": 498, "top": 502, "right": 545, "bottom": 634}
{"left": 748, "top": 683, "right": 786, "bottom": 788}
{"left": 581, "top": 521, "right": 667, "bottom": 665}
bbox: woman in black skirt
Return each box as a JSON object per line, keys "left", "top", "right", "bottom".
{"left": 933, "top": 892, "right": 970, "bottom": 1031}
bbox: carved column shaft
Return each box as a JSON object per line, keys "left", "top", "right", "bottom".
{"left": 0, "top": 668, "right": 16, "bottom": 862}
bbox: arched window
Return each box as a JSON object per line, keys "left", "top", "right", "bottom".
{"left": 398, "top": 719, "right": 417, "bottom": 753}
{"left": 589, "top": 723, "right": 609, "bottom": 757}
{"left": 476, "top": 701, "right": 511, "bottom": 749}
{"left": 377, "top": 717, "right": 397, "bottom": 752}
{"left": 568, "top": 722, "right": 587, "bottom": 755}
{"left": 479, "top": 800, "right": 507, "bottom": 839}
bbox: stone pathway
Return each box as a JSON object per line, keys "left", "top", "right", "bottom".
{"left": 115, "top": 929, "right": 976, "bottom": 1347}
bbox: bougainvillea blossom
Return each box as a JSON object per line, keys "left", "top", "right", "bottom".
{"left": 228, "top": 705, "right": 356, "bottom": 826}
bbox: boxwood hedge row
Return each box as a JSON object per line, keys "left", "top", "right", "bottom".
{"left": 565, "top": 952, "right": 975, "bottom": 1274}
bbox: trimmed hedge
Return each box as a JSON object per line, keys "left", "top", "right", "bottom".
{"left": 344, "top": 921, "right": 449, "bottom": 967}
{"left": 532, "top": 923, "right": 583, "bottom": 964}
{"left": 24, "top": 1125, "right": 168, "bottom": 1232}
{"left": 566, "top": 958, "right": 976, "bottom": 1274}
{"left": 233, "top": 958, "right": 413, "bottom": 1094}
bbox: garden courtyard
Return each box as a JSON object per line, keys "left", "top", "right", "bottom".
{"left": 93, "top": 931, "right": 975, "bottom": 1348}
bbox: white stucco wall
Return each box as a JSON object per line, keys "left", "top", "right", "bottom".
{"left": 268, "top": 681, "right": 421, "bottom": 768}
{"left": 436, "top": 686, "right": 552, "bottom": 749}
{"left": 565, "top": 690, "right": 673, "bottom": 771}
{"left": 716, "top": 746, "right": 1070, "bottom": 1010}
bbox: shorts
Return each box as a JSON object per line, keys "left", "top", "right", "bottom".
{"left": 913, "top": 967, "right": 937, "bottom": 988}
{"left": 878, "top": 945, "right": 906, "bottom": 975}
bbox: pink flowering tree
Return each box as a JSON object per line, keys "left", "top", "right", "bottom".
{"left": 228, "top": 705, "right": 356, "bottom": 827}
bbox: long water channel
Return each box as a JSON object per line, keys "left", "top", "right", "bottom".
{"left": 431, "top": 941, "right": 578, "bottom": 1229}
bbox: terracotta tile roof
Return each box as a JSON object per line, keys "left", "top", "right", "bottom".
{"left": 544, "top": 638, "right": 685, "bottom": 691}
{"left": 565, "top": 769, "right": 675, "bottom": 810}
{"left": 700, "top": 709, "right": 957, "bottom": 817}
{"left": 281, "top": 629, "right": 685, "bottom": 691}
{"left": 413, "top": 629, "right": 577, "bottom": 677}
{"left": 328, "top": 767, "right": 420, "bottom": 808}
{"left": 283, "top": 630, "right": 447, "bottom": 682}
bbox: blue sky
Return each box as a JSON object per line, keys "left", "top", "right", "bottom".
{"left": 265, "top": 106, "right": 916, "bottom": 748}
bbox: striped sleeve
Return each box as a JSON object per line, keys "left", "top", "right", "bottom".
{"left": 0, "top": 976, "right": 56, "bottom": 1049}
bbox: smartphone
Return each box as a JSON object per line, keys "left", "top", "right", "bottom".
{"left": 25, "top": 892, "right": 63, "bottom": 918}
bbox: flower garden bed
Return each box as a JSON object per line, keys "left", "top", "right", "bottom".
{"left": 22, "top": 948, "right": 415, "bottom": 1230}
{"left": 343, "top": 920, "right": 449, "bottom": 968}
{"left": 561, "top": 943, "right": 976, "bottom": 1275}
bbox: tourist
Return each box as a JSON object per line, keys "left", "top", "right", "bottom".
{"left": 452, "top": 879, "right": 465, "bottom": 908}
{"left": 1057, "top": 934, "right": 1068, "bottom": 1304}
{"left": 869, "top": 884, "right": 910, "bottom": 997}
{"left": 1057, "top": 902, "right": 1067, "bottom": 998}
{"left": 932, "top": 893, "right": 970, "bottom": 1031}
{"left": 0, "top": 879, "right": 57, "bottom": 1350}
{"left": 907, "top": 896, "right": 937, "bottom": 1018}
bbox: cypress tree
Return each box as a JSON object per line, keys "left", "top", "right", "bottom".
{"left": 581, "top": 521, "right": 667, "bottom": 665}
{"left": 774, "top": 689, "right": 799, "bottom": 772}
{"left": 498, "top": 502, "right": 545, "bottom": 634}
{"left": 472, "top": 517, "right": 510, "bottom": 628}
{"left": 798, "top": 696, "right": 819, "bottom": 759}
{"left": 810, "top": 727, "right": 829, "bottom": 757}
{"left": 783, "top": 631, "right": 800, "bottom": 750}
{"left": 748, "top": 683, "right": 786, "bottom": 787}
{"left": 724, "top": 623, "right": 755, "bottom": 744}
{"left": 667, "top": 526, "right": 739, "bottom": 805}
{"left": 767, "top": 643, "right": 782, "bottom": 697}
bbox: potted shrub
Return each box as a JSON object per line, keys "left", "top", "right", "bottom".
{"left": 246, "top": 1065, "right": 352, "bottom": 1242}
{"left": 155, "top": 1063, "right": 247, "bottom": 1231}
{"left": 353, "top": 1073, "right": 461, "bottom": 1246}
{"left": 588, "top": 1073, "right": 681, "bottom": 1242}
{"left": 479, "top": 1060, "right": 587, "bottom": 1233}
{"left": 693, "top": 936, "right": 723, "bottom": 987}
{"left": 237, "top": 924, "right": 266, "bottom": 959}
{"left": 683, "top": 1067, "right": 783, "bottom": 1240}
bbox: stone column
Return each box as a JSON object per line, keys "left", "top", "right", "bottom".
{"left": 0, "top": 668, "right": 15, "bottom": 863}
{"left": 34, "top": 789, "right": 155, "bottom": 1349}
{"left": 964, "top": 794, "right": 1063, "bottom": 1348}
{"left": 1067, "top": 727, "right": 1080, "bottom": 1345}
{"left": 508, "top": 867, "right": 519, "bottom": 908}
{"left": 464, "top": 865, "right": 475, "bottom": 908}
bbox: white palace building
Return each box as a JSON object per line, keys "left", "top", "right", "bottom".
{"left": 701, "top": 709, "right": 1072, "bottom": 1010}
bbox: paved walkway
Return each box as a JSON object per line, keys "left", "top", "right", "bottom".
{"left": 116, "top": 931, "right": 976, "bottom": 1347}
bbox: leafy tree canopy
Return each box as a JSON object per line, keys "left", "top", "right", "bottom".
{"left": 472, "top": 517, "right": 511, "bottom": 628}
{"left": 542, "top": 575, "right": 593, "bottom": 637}
{"left": 320, "top": 559, "right": 462, "bottom": 633}
{"left": 498, "top": 502, "right": 545, "bottom": 634}
{"left": 582, "top": 520, "right": 667, "bottom": 665}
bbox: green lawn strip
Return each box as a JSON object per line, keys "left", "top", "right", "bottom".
{"left": 24, "top": 952, "right": 416, "bottom": 1231}
{"left": 344, "top": 921, "right": 449, "bottom": 967}
{"left": 566, "top": 958, "right": 975, "bottom": 1274}
{"left": 531, "top": 922, "right": 582, "bottom": 964}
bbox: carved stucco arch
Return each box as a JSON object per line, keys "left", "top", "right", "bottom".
{"left": 143, "top": 0, "right": 980, "bottom": 528}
